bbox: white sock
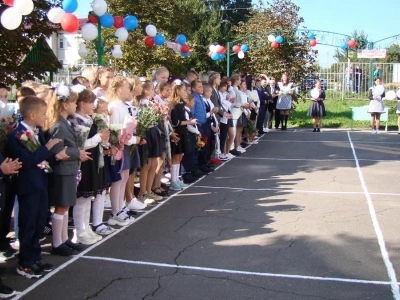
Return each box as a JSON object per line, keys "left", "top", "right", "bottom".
{"left": 52, "top": 213, "right": 64, "bottom": 248}
{"left": 171, "top": 164, "right": 179, "bottom": 182}
{"left": 92, "top": 191, "right": 105, "bottom": 227}
{"left": 73, "top": 197, "right": 87, "bottom": 235}
{"left": 62, "top": 211, "right": 69, "bottom": 243}
{"left": 111, "top": 170, "right": 130, "bottom": 214}
{"left": 119, "top": 170, "right": 129, "bottom": 209}
{"left": 84, "top": 199, "right": 92, "bottom": 232}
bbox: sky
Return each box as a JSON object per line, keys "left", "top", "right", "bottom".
{"left": 75, "top": 0, "right": 400, "bottom": 66}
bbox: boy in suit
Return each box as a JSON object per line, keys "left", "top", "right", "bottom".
{"left": 0, "top": 154, "right": 21, "bottom": 297}
{"left": 8, "top": 96, "right": 67, "bottom": 278}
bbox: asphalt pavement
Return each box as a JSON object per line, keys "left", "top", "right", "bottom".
{"left": 3, "top": 129, "right": 400, "bottom": 300}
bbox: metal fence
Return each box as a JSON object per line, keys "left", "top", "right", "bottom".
{"left": 312, "top": 62, "right": 400, "bottom": 100}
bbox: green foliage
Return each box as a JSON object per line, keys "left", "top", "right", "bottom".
{"left": 0, "top": 1, "right": 62, "bottom": 85}
{"left": 382, "top": 44, "right": 400, "bottom": 63}
{"left": 234, "top": 0, "right": 317, "bottom": 101}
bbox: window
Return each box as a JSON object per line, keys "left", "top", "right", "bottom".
{"left": 59, "top": 37, "right": 64, "bottom": 49}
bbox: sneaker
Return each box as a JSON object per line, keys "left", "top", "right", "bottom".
{"left": 0, "top": 282, "right": 16, "bottom": 298}
{"left": 16, "top": 264, "right": 43, "bottom": 279}
{"left": 93, "top": 223, "right": 116, "bottom": 236}
{"left": 251, "top": 140, "right": 258, "bottom": 144}
{"left": 209, "top": 158, "right": 223, "bottom": 165}
{"left": 51, "top": 243, "right": 75, "bottom": 256}
{"left": 371, "top": 129, "right": 376, "bottom": 134}
{"left": 139, "top": 194, "right": 156, "bottom": 205}
{"left": 87, "top": 228, "right": 102, "bottom": 242}
{"left": 170, "top": 181, "right": 182, "bottom": 191}
{"left": 0, "top": 247, "right": 18, "bottom": 262}
{"left": 35, "top": 260, "right": 53, "bottom": 272}
{"left": 147, "top": 191, "right": 163, "bottom": 201}
{"left": 107, "top": 213, "right": 130, "bottom": 227}
{"left": 126, "top": 198, "right": 147, "bottom": 210}
{"left": 178, "top": 181, "right": 190, "bottom": 188}
{"left": 236, "top": 146, "right": 246, "bottom": 153}
{"left": 76, "top": 231, "right": 98, "bottom": 245}
{"left": 376, "top": 130, "right": 380, "bottom": 134}
{"left": 218, "top": 154, "right": 228, "bottom": 161}
{"left": 226, "top": 153, "right": 234, "bottom": 159}
{"left": 104, "top": 194, "right": 111, "bottom": 208}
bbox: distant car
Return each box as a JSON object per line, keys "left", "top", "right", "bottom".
{"left": 300, "top": 76, "right": 327, "bottom": 91}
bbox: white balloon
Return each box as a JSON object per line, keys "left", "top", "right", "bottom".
{"left": 47, "top": 7, "right": 65, "bottom": 24}
{"left": 112, "top": 45, "right": 122, "bottom": 59}
{"left": 14, "top": 0, "right": 34, "bottom": 16}
{"left": 385, "top": 90, "right": 396, "bottom": 101}
{"left": 209, "top": 45, "right": 217, "bottom": 53}
{"left": 397, "top": 89, "right": 400, "bottom": 99}
{"left": 310, "top": 88, "right": 320, "bottom": 99}
{"left": 1, "top": 7, "right": 22, "bottom": 30}
{"left": 267, "top": 34, "right": 275, "bottom": 42}
{"left": 78, "top": 44, "right": 88, "bottom": 58}
{"left": 81, "top": 23, "right": 98, "bottom": 41}
{"left": 92, "top": 0, "right": 107, "bottom": 17}
{"left": 145, "top": 24, "right": 157, "bottom": 37}
{"left": 238, "top": 51, "right": 244, "bottom": 59}
{"left": 115, "top": 27, "right": 128, "bottom": 42}
{"left": 374, "top": 85, "right": 385, "bottom": 97}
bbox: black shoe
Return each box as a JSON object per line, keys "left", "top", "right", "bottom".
{"left": 36, "top": 260, "right": 53, "bottom": 272}
{"left": 51, "top": 244, "right": 75, "bottom": 256}
{"left": 64, "top": 240, "right": 84, "bottom": 252}
{"left": 192, "top": 169, "right": 207, "bottom": 178}
{"left": 206, "top": 164, "right": 216, "bottom": 170}
{"left": 229, "top": 149, "right": 241, "bottom": 156}
{"left": 0, "top": 247, "right": 18, "bottom": 262}
{"left": 317, "top": 128, "right": 321, "bottom": 132}
{"left": 199, "top": 166, "right": 212, "bottom": 174}
{"left": 281, "top": 126, "right": 287, "bottom": 130}
{"left": 16, "top": 263, "right": 43, "bottom": 279}
{"left": 182, "top": 174, "right": 196, "bottom": 183}
{"left": 152, "top": 188, "right": 170, "bottom": 197}
{"left": 313, "top": 128, "right": 317, "bottom": 132}
{"left": 0, "top": 282, "right": 16, "bottom": 298}
{"left": 241, "top": 142, "right": 250, "bottom": 148}
{"left": 258, "top": 131, "right": 265, "bottom": 135}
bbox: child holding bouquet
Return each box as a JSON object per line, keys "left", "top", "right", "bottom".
{"left": 107, "top": 77, "right": 144, "bottom": 227}
{"left": 70, "top": 85, "right": 114, "bottom": 243}
{"left": 46, "top": 85, "right": 92, "bottom": 257}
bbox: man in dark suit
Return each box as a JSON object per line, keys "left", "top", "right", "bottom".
{"left": 0, "top": 153, "right": 21, "bottom": 297}
{"left": 255, "top": 79, "right": 268, "bottom": 134}
{"left": 266, "top": 78, "right": 280, "bottom": 129}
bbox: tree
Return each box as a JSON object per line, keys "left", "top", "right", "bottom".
{"left": 382, "top": 44, "right": 400, "bottom": 63}
{"left": 234, "top": 0, "right": 317, "bottom": 96}
{"left": 0, "top": 1, "right": 62, "bottom": 85}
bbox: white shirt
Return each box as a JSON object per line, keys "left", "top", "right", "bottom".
{"left": 108, "top": 99, "right": 138, "bottom": 145}
{"left": 184, "top": 106, "right": 199, "bottom": 135}
{"left": 204, "top": 97, "right": 218, "bottom": 127}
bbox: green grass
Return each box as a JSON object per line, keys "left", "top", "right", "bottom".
{"left": 290, "top": 99, "right": 399, "bottom": 129}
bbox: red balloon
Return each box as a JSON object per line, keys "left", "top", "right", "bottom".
{"left": 309, "top": 39, "right": 317, "bottom": 47}
{"left": 347, "top": 39, "right": 356, "bottom": 48}
{"left": 88, "top": 14, "right": 97, "bottom": 24}
{"left": 181, "top": 44, "right": 190, "bottom": 54}
{"left": 144, "top": 36, "right": 154, "bottom": 47}
{"left": 208, "top": 51, "right": 212, "bottom": 58}
{"left": 113, "top": 16, "right": 123, "bottom": 28}
{"left": 217, "top": 45, "right": 226, "bottom": 54}
{"left": 3, "top": 0, "right": 14, "bottom": 6}
{"left": 61, "top": 13, "right": 79, "bottom": 33}
{"left": 271, "top": 41, "right": 279, "bottom": 49}
{"left": 232, "top": 45, "right": 240, "bottom": 53}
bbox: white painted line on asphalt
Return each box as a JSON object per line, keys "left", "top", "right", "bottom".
{"left": 347, "top": 131, "right": 400, "bottom": 300}
{"left": 257, "top": 140, "right": 400, "bottom": 144}
{"left": 81, "top": 255, "right": 394, "bottom": 286}
{"left": 194, "top": 185, "right": 400, "bottom": 197}
{"left": 236, "top": 157, "right": 399, "bottom": 162}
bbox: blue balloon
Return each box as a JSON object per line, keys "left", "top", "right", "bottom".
{"left": 124, "top": 15, "right": 138, "bottom": 31}
{"left": 181, "top": 51, "right": 189, "bottom": 58}
{"left": 339, "top": 41, "right": 348, "bottom": 50}
{"left": 154, "top": 34, "right": 165, "bottom": 46}
{"left": 211, "top": 52, "right": 219, "bottom": 60}
{"left": 62, "top": 0, "right": 78, "bottom": 13}
{"left": 218, "top": 53, "right": 225, "bottom": 60}
{"left": 100, "top": 14, "right": 114, "bottom": 28}
{"left": 240, "top": 44, "right": 248, "bottom": 52}
{"left": 275, "top": 36, "right": 283, "bottom": 44}
{"left": 307, "top": 32, "right": 315, "bottom": 39}
{"left": 176, "top": 34, "right": 187, "bottom": 45}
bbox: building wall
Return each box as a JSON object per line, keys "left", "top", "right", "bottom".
{"left": 46, "top": 30, "right": 84, "bottom": 67}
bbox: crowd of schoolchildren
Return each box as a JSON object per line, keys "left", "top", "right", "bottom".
{"left": 0, "top": 67, "right": 315, "bottom": 297}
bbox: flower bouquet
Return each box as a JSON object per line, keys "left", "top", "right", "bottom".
{"left": 0, "top": 117, "right": 15, "bottom": 153}
{"left": 196, "top": 135, "right": 207, "bottom": 151}
{"left": 92, "top": 113, "right": 109, "bottom": 131}
{"left": 246, "top": 120, "right": 257, "bottom": 142}
{"left": 120, "top": 115, "right": 138, "bottom": 155}
{"left": 135, "top": 106, "right": 163, "bottom": 139}
{"left": 15, "top": 129, "right": 52, "bottom": 173}
{"left": 109, "top": 124, "right": 122, "bottom": 165}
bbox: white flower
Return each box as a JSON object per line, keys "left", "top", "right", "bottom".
{"left": 75, "top": 124, "right": 90, "bottom": 133}
{"left": 56, "top": 84, "right": 71, "bottom": 100}
{"left": 20, "top": 133, "right": 28, "bottom": 141}
{"left": 71, "top": 84, "right": 86, "bottom": 94}
{"left": 109, "top": 124, "right": 122, "bottom": 131}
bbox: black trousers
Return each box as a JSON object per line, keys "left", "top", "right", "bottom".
{"left": 196, "top": 122, "right": 211, "bottom": 168}
{"left": 0, "top": 177, "right": 17, "bottom": 250}
{"left": 219, "top": 123, "right": 229, "bottom": 154}
{"left": 181, "top": 133, "right": 196, "bottom": 174}
{"left": 18, "top": 191, "right": 48, "bottom": 267}
{"left": 256, "top": 104, "right": 267, "bottom": 132}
